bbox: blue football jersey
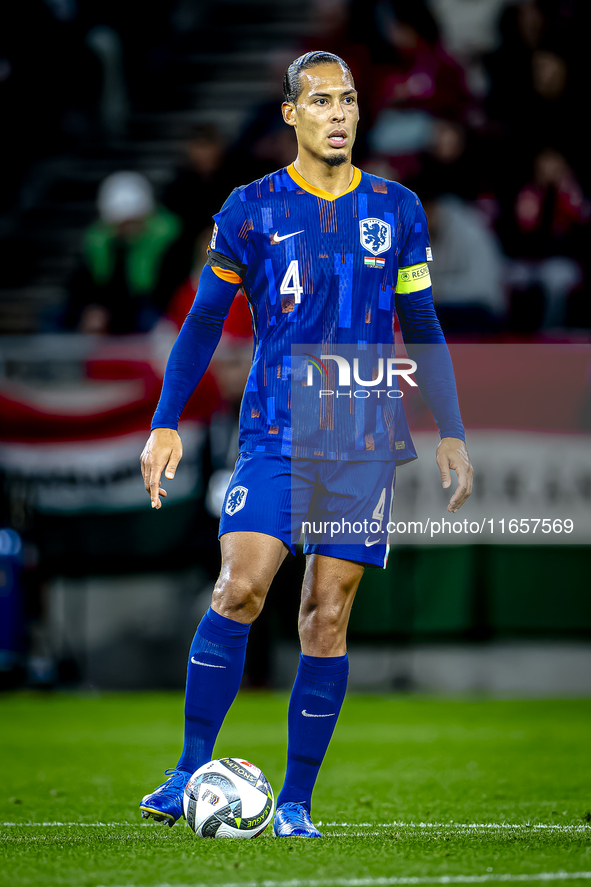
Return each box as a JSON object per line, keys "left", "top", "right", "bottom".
{"left": 209, "top": 163, "right": 434, "bottom": 463}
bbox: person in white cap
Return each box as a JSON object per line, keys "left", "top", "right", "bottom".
{"left": 66, "top": 171, "right": 190, "bottom": 334}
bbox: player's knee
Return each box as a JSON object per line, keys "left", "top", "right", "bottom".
{"left": 298, "top": 601, "right": 348, "bottom": 653}
{"left": 299, "top": 595, "right": 345, "bottom": 630}
{"left": 211, "top": 572, "right": 268, "bottom": 622}
{"left": 299, "top": 573, "right": 361, "bottom": 636}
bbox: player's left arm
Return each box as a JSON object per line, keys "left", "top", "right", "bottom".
{"left": 395, "top": 198, "right": 473, "bottom": 512}
{"left": 396, "top": 277, "right": 474, "bottom": 512}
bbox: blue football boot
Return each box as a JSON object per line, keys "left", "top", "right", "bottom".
{"left": 140, "top": 769, "right": 190, "bottom": 826}
{"left": 273, "top": 802, "right": 322, "bottom": 838}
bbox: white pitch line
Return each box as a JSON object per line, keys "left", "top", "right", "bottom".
{"left": 322, "top": 824, "right": 591, "bottom": 832}
{"left": 327, "top": 833, "right": 394, "bottom": 838}
{"left": 2, "top": 822, "right": 590, "bottom": 832}
{"left": 94, "top": 872, "right": 591, "bottom": 887}
{"left": 2, "top": 822, "right": 132, "bottom": 827}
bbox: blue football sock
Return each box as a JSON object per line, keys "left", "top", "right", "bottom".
{"left": 176, "top": 607, "right": 250, "bottom": 775}
{"left": 276, "top": 653, "right": 349, "bottom": 811}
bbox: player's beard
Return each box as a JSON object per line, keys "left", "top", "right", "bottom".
{"left": 324, "top": 153, "right": 348, "bottom": 167}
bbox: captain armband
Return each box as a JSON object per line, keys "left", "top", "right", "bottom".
{"left": 396, "top": 263, "right": 431, "bottom": 294}
{"left": 206, "top": 249, "right": 248, "bottom": 286}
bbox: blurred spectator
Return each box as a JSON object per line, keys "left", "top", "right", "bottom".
{"left": 485, "top": 0, "right": 546, "bottom": 120}
{"left": 66, "top": 172, "right": 190, "bottom": 334}
{"left": 423, "top": 191, "right": 505, "bottom": 333}
{"left": 428, "top": 0, "right": 512, "bottom": 58}
{"left": 418, "top": 119, "right": 483, "bottom": 199}
{"left": 512, "top": 149, "right": 589, "bottom": 259}
{"left": 357, "top": 0, "right": 474, "bottom": 182}
{"left": 501, "top": 148, "right": 589, "bottom": 329}
{"left": 369, "top": 0, "right": 473, "bottom": 121}
{"left": 363, "top": 117, "right": 481, "bottom": 193}
{"left": 484, "top": 3, "right": 582, "bottom": 164}
{"left": 246, "top": 125, "right": 297, "bottom": 180}
{"left": 163, "top": 124, "right": 230, "bottom": 242}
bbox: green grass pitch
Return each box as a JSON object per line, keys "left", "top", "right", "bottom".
{"left": 1, "top": 692, "right": 590, "bottom": 887}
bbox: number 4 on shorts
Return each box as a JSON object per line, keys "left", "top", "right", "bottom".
{"left": 372, "top": 488, "right": 386, "bottom": 529}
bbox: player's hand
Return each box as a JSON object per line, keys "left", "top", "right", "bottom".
{"left": 140, "top": 428, "right": 183, "bottom": 509}
{"left": 436, "top": 437, "right": 473, "bottom": 513}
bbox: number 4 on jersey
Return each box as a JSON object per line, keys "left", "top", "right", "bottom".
{"left": 280, "top": 260, "right": 303, "bottom": 304}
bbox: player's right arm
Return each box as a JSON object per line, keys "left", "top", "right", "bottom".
{"left": 142, "top": 188, "right": 250, "bottom": 509}
{"left": 141, "top": 264, "right": 248, "bottom": 513}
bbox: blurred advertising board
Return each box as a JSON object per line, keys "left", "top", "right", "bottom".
{"left": 394, "top": 343, "right": 591, "bottom": 545}
{"left": 0, "top": 334, "right": 219, "bottom": 568}
{"left": 1, "top": 339, "right": 590, "bottom": 548}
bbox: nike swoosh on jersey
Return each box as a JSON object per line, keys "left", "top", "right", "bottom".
{"left": 365, "top": 536, "right": 383, "bottom": 547}
{"left": 301, "top": 710, "right": 335, "bottom": 718}
{"left": 191, "top": 657, "right": 226, "bottom": 668}
{"left": 271, "top": 230, "right": 305, "bottom": 243}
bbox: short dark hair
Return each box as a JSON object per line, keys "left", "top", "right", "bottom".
{"left": 283, "top": 51, "right": 353, "bottom": 104}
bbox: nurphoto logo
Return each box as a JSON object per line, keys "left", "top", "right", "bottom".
{"left": 304, "top": 353, "right": 417, "bottom": 400}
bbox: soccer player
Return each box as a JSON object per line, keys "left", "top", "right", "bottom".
{"left": 139, "top": 51, "right": 473, "bottom": 837}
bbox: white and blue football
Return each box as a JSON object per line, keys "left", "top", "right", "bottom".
{"left": 183, "top": 757, "right": 274, "bottom": 839}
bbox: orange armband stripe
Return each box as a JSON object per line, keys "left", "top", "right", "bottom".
{"left": 211, "top": 266, "right": 243, "bottom": 285}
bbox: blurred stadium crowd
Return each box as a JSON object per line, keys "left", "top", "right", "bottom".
{"left": 1, "top": 0, "right": 590, "bottom": 336}
{"left": 1, "top": 0, "right": 590, "bottom": 690}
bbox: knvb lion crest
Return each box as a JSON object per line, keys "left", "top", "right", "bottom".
{"left": 225, "top": 485, "right": 248, "bottom": 515}
{"left": 359, "top": 217, "right": 391, "bottom": 256}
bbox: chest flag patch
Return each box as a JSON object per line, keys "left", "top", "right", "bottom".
{"left": 360, "top": 218, "right": 392, "bottom": 256}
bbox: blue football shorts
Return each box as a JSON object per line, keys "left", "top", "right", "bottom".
{"left": 218, "top": 451, "right": 397, "bottom": 568}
